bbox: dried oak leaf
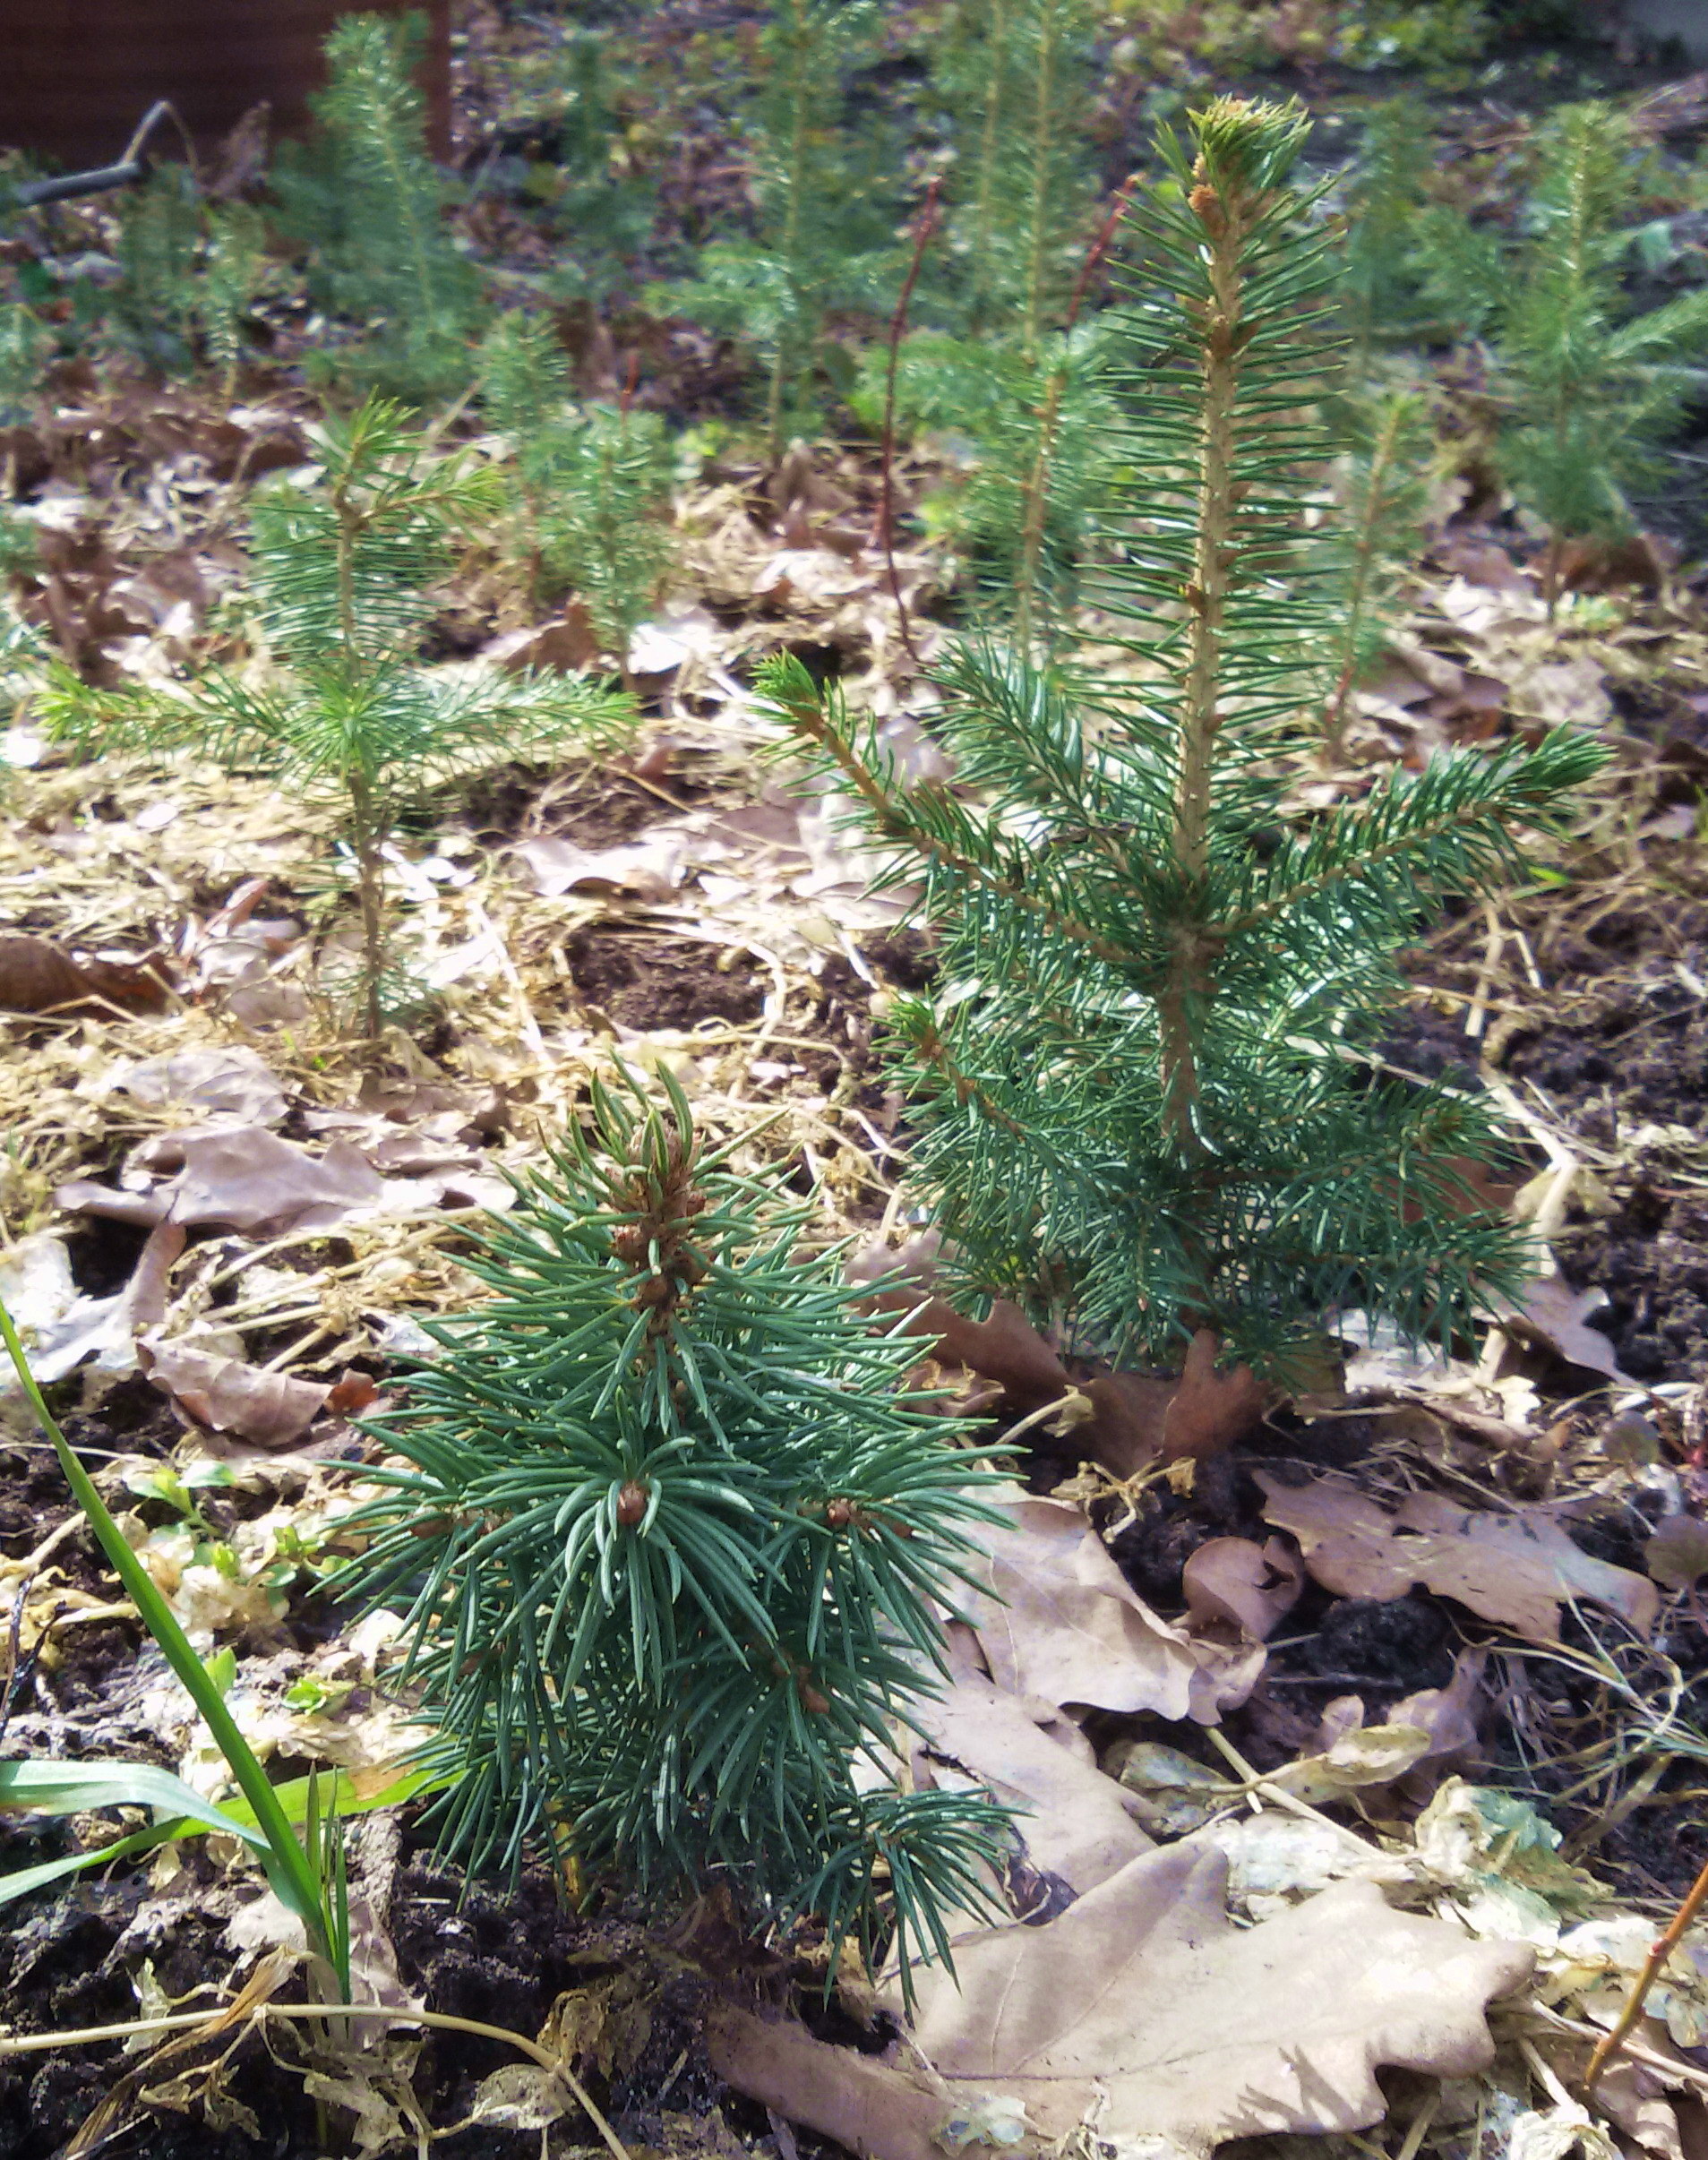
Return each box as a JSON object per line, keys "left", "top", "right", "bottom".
{"left": 142, "top": 1340, "right": 330, "bottom": 1448}
{"left": 710, "top": 1843, "right": 1532, "bottom": 2160}
{"left": 913, "top": 1668, "right": 1153, "bottom": 1898}
{"left": 1181, "top": 1536, "right": 1304, "bottom": 1641}
{"left": 58, "top": 1127, "right": 386, "bottom": 1234}
{"left": 0, "top": 933, "right": 171, "bottom": 1017}
{"left": 1255, "top": 1470, "right": 1659, "bottom": 1643}
{"left": 962, "top": 1489, "right": 1203, "bottom": 1720}
{"left": 1501, "top": 1275, "right": 1631, "bottom": 1384}
{"left": 1086, "top": 1328, "right": 1268, "bottom": 1472}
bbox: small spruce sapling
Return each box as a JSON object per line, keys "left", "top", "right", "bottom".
{"left": 767, "top": 98, "right": 1603, "bottom": 1381}
{"left": 345, "top": 1069, "right": 1007, "bottom": 1993}
{"left": 1405, "top": 102, "right": 1708, "bottom": 596}
{"left": 662, "top": 0, "right": 893, "bottom": 454}
{"left": 480, "top": 313, "right": 676, "bottom": 660}
{"left": 525, "top": 26, "right": 659, "bottom": 311}
{"left": 44, "top": 395, "right": 630, "bottom": 1042}
{"left": 273, "top": 12, "right": 480, "bottom": 403}
{"left": 1321, "top": 382, "right": 1435, "bottom": 750}
{"left": 1497, "top": 103, "right": 1708, "bottom": 598}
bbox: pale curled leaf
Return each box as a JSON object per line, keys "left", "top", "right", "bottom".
{"left": 958, "top": 1489, "right": 1202, "bottom": 1720}
{"left": 914, "top": 1670, "right": 1152, "bottom": 1896}
{"left": 713, "top": 1847, "right": 1533, "bottom": 2160}
{"left": 463, "top": 2063, "right": 571, "bottom": 2131}
{"left": 1254, "top": 1470, "right": 1659, "bottom": 1641}
{"left": 143, "top": 1339, "right": 330, "bottom": 1447}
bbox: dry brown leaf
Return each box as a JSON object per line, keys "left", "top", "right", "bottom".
{"left": 711, "top": 1844, "right": 1532, "bottom": 2160}
{"left": 480, "top": 605, "right": 599, "bottom": 673}
{"left": 142, "top": 1340, "right": 330, "bottom": 1448}
{"left": 0, "top": 933, "right": 171, "bottom": 1017}
{"left": 515, "top": 833, "right": 686, "bottom": 900}
{"left": 1084, "top": 1329, "right": 1267, "bottom": 1474}
{"left": 1181, "top": 1536, "right": 1303, "bottom": 1641}
{"left": 914, "top": 1669, "right": 1153, "bottom": 1897}
{"left": 1645, "top": 1515, "right": 1708, "bottom": 1590}
{"left": 1502, "top": 1275, "right": 1631, "bottom": 1384}
{"left": 112, "top": 1046, "right": 288, "bottom": 1127}
{"left": 961, "top": 1489, "right": 1203, "bottom": 1721}
{"left": 1255, "top": 1470, "right": 1659, "bottom": 1642}
{"left": 59, "top": 1127, "right": 387, "bottom": 1233}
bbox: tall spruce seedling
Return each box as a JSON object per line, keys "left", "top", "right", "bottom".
{"left": 768, "top": 98, "right": 1602, "bottom": 1380}
{"left": 45, "top": 396, "right": 629, "bottom": 1043}
{"left": 273, "top": 11, "right": 479, "bottom": 403}
{"left": 345, "top": 1068, "right": 1007, "bottom": 1994}
{"left": 664, "top": 0, "right": 890, "bottom": 453}
{"left": 935, "top": 0, "right": 1100, "bottom": 353}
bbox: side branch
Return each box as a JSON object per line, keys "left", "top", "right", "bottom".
{"left": 763, "top": 664, "right": 1131, "bottom": 969}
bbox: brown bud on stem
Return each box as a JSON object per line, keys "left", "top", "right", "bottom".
{"left": 616, "top": 1479, "right": 649, "bottom": 1527}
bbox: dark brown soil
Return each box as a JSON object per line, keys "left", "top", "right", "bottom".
{"left": 562, "top": 926, "right": 768, "bottom": 1030}
{"left": 0, "top": 1848, "right": 754, "bottom": 2160}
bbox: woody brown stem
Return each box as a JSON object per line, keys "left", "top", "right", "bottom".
{"left": 1157, "top": 153, "right": 1258, "bottom": 1154}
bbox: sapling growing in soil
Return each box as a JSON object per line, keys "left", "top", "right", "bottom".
{"left": 768, "top": 97, "right": 1603, "bottom": 1382}
{"left": 1410, "top": 102, "right": 1708, "bottom": 596}
{"left": 480, "top": 313, "right": 676, "bottom": 656}
{"left": 931, "top": 0, "right": 1100, "bottom": 353}
{"left": 273, "top": 11, "right": 479, "bottom": 402}
{"left": 663, "top": 0, "right": 894, "bottom": 453}
{"left": 44, "top": 394, "right": 629, "bottom": 1042}
{"left": 345, "top": 1069, "right": 1006, "bottom": 1990}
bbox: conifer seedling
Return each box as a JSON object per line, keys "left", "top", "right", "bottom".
{"left": 346, "top": 1068, "right": 1007, "bottom": 1993}
{"left": 767, "top": 97, "right": 1604, "bottom": 1383}
{"left": 44, "top": 395, "right": 630, "bottom": 1042}
{"left": 1408, "top": 102, "right": 1708, "bottom": 597}
{"left": 273, "top": 12, "right": 480, "bottom": 403}
{"left": 481, "top": 313, "right": 677, "bottom": 658}
{"left": 662, "top": 0, "right": 895, "bottom": 453}
{"left": 931, "top": 0, "right": 1100, "bottom": 356}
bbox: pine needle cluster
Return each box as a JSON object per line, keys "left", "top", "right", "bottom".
{"left": 43, "top": 395, "right": 630, "bottom": 1041}
{"left": 346, "top": 1070, "right": 1007, "bottom": 1991}
{"left": 767, "top": 97, "right": 1603, "bottom": 1381}
{"left": 273, "top": 12, "right": 480, "bottom": 403}
{"left": 480, "top": 313, "right": 676, "bottom": 657}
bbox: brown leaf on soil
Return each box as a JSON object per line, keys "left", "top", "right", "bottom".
{"left": 1254, "top": 1470, "right": 1659, "bottom": 1642}
{"left": 959, "top": 1490, "right": 1205, "bottom": 1722}
{"left": 142, "top": 1340, "right": 330, "bottom": 1448}
{"left": 514, "top": 832, "right": 686, "bottom": 900}
{"left": 58, "top": 1127, "right": 387, "bottom": 1234}
{"left": 1500, "top": 1273, "right": 1631, "bottom": 1384}
{"left": 711, "top": 1845, "right": 1532, "bottom": 2160}
{"left": 480, "top": 605, "right": 600, "bottom": 673}
{"left": 112, "top": 1046, "right": 288, "bottom": 1127}
{"left": 1645, "top": 1515, "right": 1708, "bottom": 1590}
{"left": 913, "top": 1669, "right": 1154, "bottom": 1897}
{"left": 1084, "top": 1328, "right": 1267, "bottom": 1473}
{"left": 0, "top": 934, "right": 171, "bottom": 1017}
{"left": 327, "top": 1370, "right": 381, "bottom": 1417}
{"left": 1181, "top": 1536, "right": 1304, "bottom": 1641}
